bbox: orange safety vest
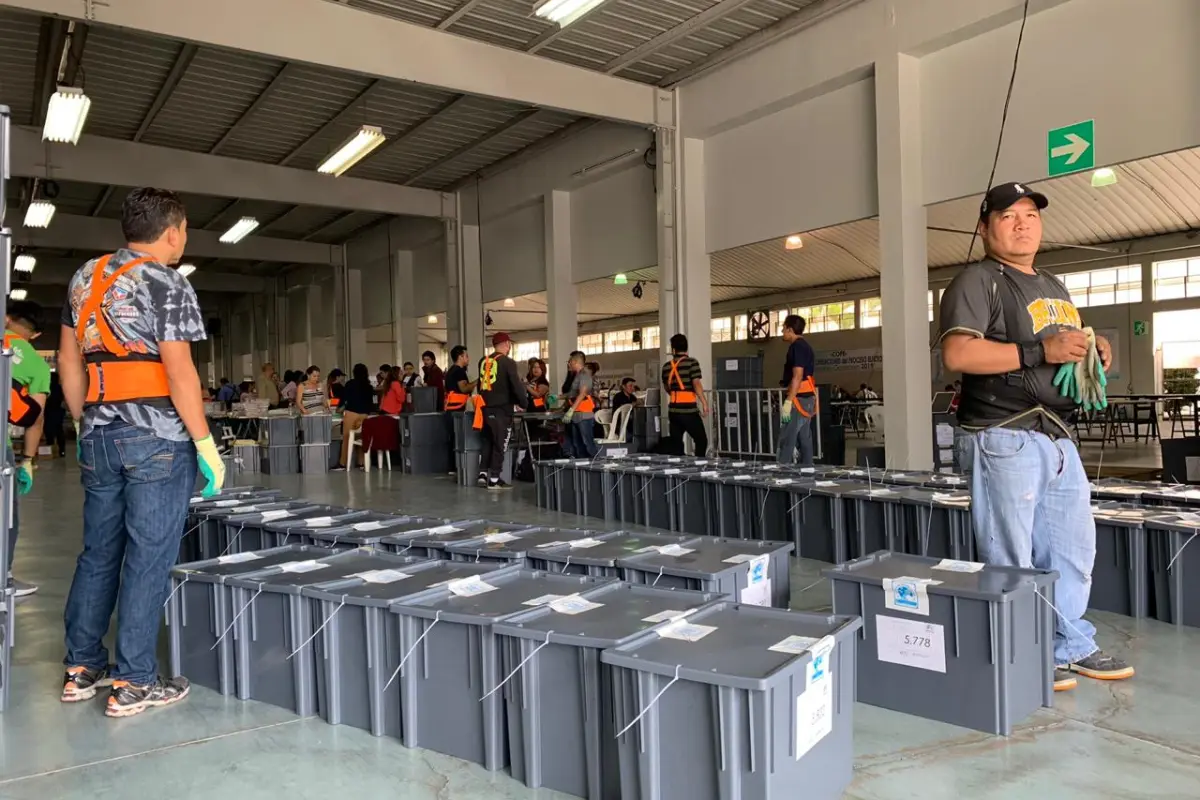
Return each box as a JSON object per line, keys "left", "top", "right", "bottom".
{"left": 667, "top": 358, "right": 696, "bottom": 405}
{"left": 76, "top": 254, "right": 171, "bottom": 406}
{"left": 790, "top": 375, "right": 819, "bottom": 418}
{"left": 445, "top": 390, "right": 471, "bottom": 411}
{"left": 4, "top": 333, "right": 42, "bottom": 427}
{"left": 471, "top": 394, "right": 486, "bottom": 430}
{"left": 531, "top": 394, "right": 547, "bottom": 410}
{"left": 472, "top": 355, "right": 499, "bottom": 430}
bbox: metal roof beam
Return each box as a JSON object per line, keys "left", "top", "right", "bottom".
{"left": 211, "top": 63, "right": 298, "bottom": 155}
{"left": 301, "top": 211, "right": 357, "bottom": 242}
{"left": 10, "top": 125, "right": 452, "bottom": 219}
{"left": 437, "top": 0, "right": 488, "bottom": 29}
{"left": 277, "top": 80, "right": 384, "bottom": 167}
{"left": 13, "top": 258, "right": 268, "bottom": 292}
{"left": 402, "top": 109, "right": 540, "bottom": 186}
{"left": 0, "top": 0, "right": 660, "bottom": 125}
{"left": 603, "top": 0, "right": 758, "bottom": 74}
{"left": 30, "top": 18, "right": 67, "bottom": 126}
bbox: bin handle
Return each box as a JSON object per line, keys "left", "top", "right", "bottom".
{"left": 480, "top": 630, "right": 553, "bottom": 702}
{"left": 211, "top": 587, "right": 262, "bottom": 650}
{"left": 616, "top": 664, "right": 681, "bottom": 739}
{"left": 163, "top": 573, "right": 189, "bottom": 610}
{"left": 787, "top": 489, "right": 813, "bottom": 515}
{"left": 220, "top": 523, "right": 246, "bottom": 557}
{"left": 383, "top": 610, "right": 442, "bottom": 691}
{"left": 1167, "top": 529, "right": 1198, "bottom": 572}
{"left": 288, "top": 597, "right": 345, "bottom": 659}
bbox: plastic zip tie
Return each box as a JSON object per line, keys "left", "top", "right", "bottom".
{"left": 479, "top": 630, "right": 553, "bottom": 702}
{"left": 616, "top": 664, "right": 681, "bottom": 739}
{"left": 651, "top": 564, "right": 666, "bottom": 588}
{"left": 383, "top": 610, "right": 442, "bottom": 691}
{"left": 211, "top": 587, "right": 262, "bottom": 650}
{"left": 162, "top": 573, "right": 188, "bottom": 609}
{"left": 1167, "top": 529, "right": 1199, "bottom": 572}
{"left": 788, "top": 489, "right": 814, "bottom": 514}
{"left": 288, "top": 597, "right": 345, "bottom": 659}
{"left": 220, "top": 523, "right": 246, "bottom": 557}
{"left": 1034, "top": 587, "right": 1094, "bottom": 653}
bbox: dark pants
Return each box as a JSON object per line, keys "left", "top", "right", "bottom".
{"left": 64, "top": 421, "right": 197, "bottom": 684}
{"left": 480, "top": 406, "right": 514, "bottom": 481}
{"left": 569, "top": 418, "right": 599, "bottom": 459}
{"left": 668, "top": 411, "right": 708, "bottom": 457}
{"left": 45, "top": 413, "right": 67, "bottom": 456}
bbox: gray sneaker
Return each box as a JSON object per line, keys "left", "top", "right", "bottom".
{"left": 9, "top": 578, "right": 38, "bottom": 598}
{"left": 1053, "top": 668, "right": 1077, "bottom": 692}
{"left": 1068, "top": 650, "right": 1135, "bottom": 681}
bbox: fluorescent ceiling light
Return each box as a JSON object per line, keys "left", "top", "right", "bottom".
{"left": 1091, "top": 167, "right": 1118, "bottom": 188}
{"left": 785, "top": 235, "right": 803, "bottom": 250}
{"left": 613, "top": 273, "right": 628, "bottom": 285}
{"left": 14, "top": 255, "right": 36, "bottom": 274}
{"left": 220, "top": 217, "right": 259, "bottom": 244}
{"left": 503, "top": 297, "right": 515, "bottom": 308}
{"left": 177, "top": 264, "right": 196, "bottom": 278}
{"left": 427, "top": 314, "right": 438, "bottom": 324}
{"left": 317, "top": 125, "right": 386, "bottom": 176}
{"left": 23, "top": 201, "right": 56, "bottom": 228}
{"left": 9, "top": 289, "right": 27, "bottom": 301}
{"left": 534, "top": 0, "right": 606, "bottom": 27}
{"left": 43, "top": 87, "right": 92, "bottom": 144}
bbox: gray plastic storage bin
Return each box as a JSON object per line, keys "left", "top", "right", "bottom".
{"left": 824, "top": 551, "right": 1058, "bottom": 734}
{"left": 201, "top": 501, "right": 318, "bottom": 561}
{"left": 536, "top": 532, "right": 695, "bottom": 579}
{"left": 303, "top": 561, "right": 521, "bottom": 736}
{"left": 453, "top": 411, "right": 485, "bottom": 452}
{"left": 446, "top": 527, "right": 596, "bottom": 567}
{"left": 226, "top": 549, "right": 430, "bottom": 715}
{"left": 540, "top": 459, "right": 580, "bottom": 514}
{"left": 790, "top": 480, "right": 860, "bottom": 563}
{"left": 847, "top": 486, "right": 911, "bottom": 559}
{"left": 167, "top": 545, "right": 327, "bottom": 696}
{"left": 601, "top": 603, "right": 862, "bottom": 800}
{"left": 259, "top": 507, "right": 368, "bottom": 550}
{"left": 457, "top": 450, "right": 482, "bottom": 486}
{"left": 260, "top": 415, "right": 298, "bottom": 446}
{"left": 231, "top": 442, "right": 260, "bottom": 474}
{"left": 1146, "top": 513, "right": 1200, "bottom": 627}
{"left": 493, "top": 584, "right": 724, "bottom": 798}
{"left": 534, "top": 459, "right": 557, "bottom": 509}
{"left": 619, "top": 538, "right": 794, "bottom": 609}
{"left": 184, "top": 490, "right": 286, "bottom": 562}
{"left": 900, "top": 489, "right": 974, "bottom": 561}
{"left": 300, "top": 414, "right": 332, "bottom": 445}
{"left": 740, "top": 472, "right": 809, "bottom": 542}
{"left": 260, "top": 444, "right": 299, "bottom": 474}
{"left": 401, "top": 412, "right": 449, "bottom": 447}
{"left": 389, "top": 570, "right": 619, "bottom": 769}
{"left": 407, "top": 385, "right": 439, "bottom": 413}
{"left": 304, "top": 514, "right": 429, "bottom": 552}
{"left": 402, "top": 445, "right": 452, "bottom": 475}
{"left": 1089, "top": 505, "right": 1156, "bottom": 618}
{"left": 380, "top": 520, "right": 538, "bottom": 560}
{"left": 1091, "top": 479, "right": 1154, "bottom": 504}
{"left": 300, "top": 443, "right": 329, "bottom": 474}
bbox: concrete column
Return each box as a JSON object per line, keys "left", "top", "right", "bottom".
{"left": 304, "top": 282, "right": 318, "bottom": 367}
{"left": 347, "top": 268, "right": 368, "bottom": 367}
{"left": 875, "top": 50, "right": 932, "bottom": 470}
{"left": 1128, "top": 265, "right": 1155, "bottom": 393}
{"left": 461, "top": 223, "right": 485, "bottom": 362}
{"left": 544, "top": 190, "right": 577, "bottom": 386}
{"left": 392, "top": 249, "right": 419, "bottom": 367}
{"left": 444, "top": 217, "right": 462, "bottom": 349}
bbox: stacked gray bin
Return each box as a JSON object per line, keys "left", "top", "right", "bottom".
{"left": 790, "top": 479, "right": 861, "bottom": 563}
{"left": 735, "top": 472, "right": 810, "bottom": 542}
{"left": 219, "top": 504, "right": 343, "bottom": 555}
{"left": 618, "top": 538, "right": 794, "bottom": 609}
{"left": 1089, "top": 504, "right": 1163, "bottom": 618}
{"left": 303, "top": 514, "right": 431, "bottom": 553}
{"left": 601, "top": 603, "right": 863, "bottom": 800}
{"left": 380, "top": 520, "right": 540, "bottom": 560}
{"left": 900, "top": 488, "right": 975, "bottom": 561}
{"left": 196, "top": 500, "right": 314, "bottom": 561}
{"left": 387, "top": 569, "right": 618, "bottom": 770}
{"left": 493, "top": 584, "right": 724, "bottom": 798}
{"left": 303, "top": 561, "right": 522, "bottom": 736}
{"left": 231, "top": 442, "right": 260, "bottom": 474}
{"left": 630, "top": 406, "right": 661, "bottom": 452}
{"left": 300, "top": 415, "right": 332, "bottom": 475}
{"left": 672, "top": 467, "right": 729, "bottom": 536}
{"left": 261, "top": 415, "right": 299, "bottom": 475}
{"left": 258, "top": 507, "right": 370, "bottom": 550}
{"left": 454, "top": 411, "right": 485, "bottom": 486}
{"left": 407, "top": 385, "right": 440, "bottom": 413}
{"left": 824, "top": 551, "right": 1058, "bottom": 734}
{"left": 1145, "top": 512, "right": 1200, "bottom": 627}
{"left": 226, "top": 549, "right": 432, "bottom": 715}
{"left": 401, "top": 412, "right": 452, "bottom": 475}
{"left": 445, "top": 527, "right": 601, "bottom": 567}
{"left": 184, "top": 489, "right": 285, "bottom": 562}
{"left": 167, "top": 544, "right": 328, "bottom": 696}
{"left": 537, "top": 532, "right": 695, "bottom": 578}
{"left": 534, "top": 459, "right": 557, "bottom": 509}
{"left": 1091, "top": 480, "right": 1153, "bottom": 504}
{"left": 261, "top": 443, "right": 299, "bottom": 474}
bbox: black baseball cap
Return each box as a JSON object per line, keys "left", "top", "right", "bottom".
{"left": 979, "top": 182, "right": 1048, "bottom": 220}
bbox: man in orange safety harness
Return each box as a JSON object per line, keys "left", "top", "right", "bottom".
{"left": 660, "top": 334, "right": 710, "bottom": 457}
{"left": 476, "top": 333, "right": 527, "bottom": 489}
{"left": 57, "top": 188, "right": 225, "bottom": 718}
{"left": 779, "top": 314, "right": 817, "bottom": 466}
{"left": 442, "top": 345, "right": 476, "bottom": 478}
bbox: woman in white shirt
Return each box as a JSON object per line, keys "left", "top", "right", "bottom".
{"left": 298, "top": 366, "right": 329, "bottom": 415}
{"left": 282, "top": 370, "right": 299, "bottom": 405}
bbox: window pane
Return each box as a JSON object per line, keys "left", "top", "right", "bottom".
{"left": 1064, "top": 272, "right": 1090, "bottom": 289}
{"left": 1156, "top": 260, "right": 1187, "bottom": 280}
{"left": 642, "top": 326, "right": 660, "bottom": 350}
{"left": 577, "top": 333, "right": 603, "bottom": 354}
{"left": 710, "top": 317, "right": 732, "bottom": 343}
{"left": 734, "top": 314, "right": 749, "bottom": 340}
{"left": 604, "top": 329, "right": 637, "bottom": 353}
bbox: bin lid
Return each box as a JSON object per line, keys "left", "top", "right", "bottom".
{"left": 171, "top": 545, "right": 326, "bottom": 583}
{"left": 822, "top": 551, "right": 1056, "bottom": 601}
{"left": 261, "top": 507, "right": 367, "bottom": 532}
{"left": 494, "top": 583, "right": 724, "bottom": 648}
{"left": 600, "top": 602, "right": 863, "bottom": 691}
{"left": 921, "top": 473, "right": 969, "bottom": 490}
{"left": 189, "top": 488, "right": 282, "bottom": 510}
{"left": 897, "top": 487, "right": 972, "bottom": 509}
{"left": 878, "top": 471, "right": 938, "bottom": 487}
{"left": 303, "top": 561, "right": 523, "bottom": 606}
{"left": 445, "top": 527, "right": 602, "bottom": 561}
{"left": 617, "top": 537, "right": 792, "bottom": 580}
{"left": 212, "top": 501, "right": 324, "bottom": 524}
{"left": 389, "top": 569, "right": 619, "bottom": 625}
{"left": 1090, "top": 503, "right": 1165, "bottom": 528}
{"left": 535, "top": 531, "right": 696, "bottom": 568}
{"left": 1141, "top": 487, "right": 1200, "bottom": 505}
{"left": 1138, "top": 509, "right": 1200, "bottom": 532}
{"left": 305, "top": 515, "right": 436, "bottom": 547}
{"left": 806, "top": 479, "right": 871, "bottom": 497}
{"left": 226, "top": 549, "right": 430, "bottom": 592}
{"left": 381, "top": 520, "right": 540, "bottom": 551}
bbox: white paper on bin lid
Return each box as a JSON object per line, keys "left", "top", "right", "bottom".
{"left": 353, "top": 521, "right": 386, "bottom": 532}
{"left": 700, "top": 471, "right": 720, "bottom": 477}
{"left": 352, "top": 569, "right": 410, "bottom": 584}
{"left": 667, "top": 458, "right": 682, "bottom": 463}
{"left": 773, "top": 478, "right": 794, "bottom": 486}
{"left": 522, "top": 594, "right": 565, "bottom": 607}
{"left": 484, "top": 532, "right": 521, "bottom": 544}
{"left": 657, "top": 620, "right": 717, "bottom": 642}
{"left": 535, "top": 541, "right": 568, "bottom": 549}
{"left": 769, "top": 633, "right": 835, "bottom": 656}
{"left": 814, "top": 481, "right": 837, "bottom": 487}
{"left": 568, "top": 538, "right": 603, "bottom": 549}
{"left": 276, "top": 560, "right": 328, "bottom": 574}
{"left": 189, "top": 496, "right": 202, "bottom": 504}
{"left": 427, "top": 525, "right": 462, "bottom": 535}
{"left": 761, "top": 464, "right": 779, "bottom": 471}
{"left": 305, "top": 516, "right": 334, "bottom": 527}
{"left": 663, "top": 468, "right": 680, "bottom": 475}
{"left": 733, "top": 475, "right": 752, "bottom": 481}
{"left": 932, "top": 559, "right": 984, "bottom": 573}
{"left": 447, "top": 575, "right": 497, "bottom": 597}
{"left": 549, "top": 595, "right": 604, "bottom": 615}
{"left": 214, "top": 499, "right": 243, "bottom": 507}
{"left": 260, "top": 509, "right": 292, "bottom": 522}
{"left": 217, "top": 552, "right": 262, "bottom": 565}
{"left": 634, "top": 466, "right": 651, "bottom": 472}
{"left": 642, "top": 608, "right": 697, "bottom": 624}
{"left": 636, "top": 544, "right": 695, "bottom": 557}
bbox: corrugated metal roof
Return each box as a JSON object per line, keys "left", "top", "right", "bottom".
{"left": 79, "top": 26, "right": 182, "bottom": 141}
{"left": 0, "top": 9, "right": 42, "bottom": 125}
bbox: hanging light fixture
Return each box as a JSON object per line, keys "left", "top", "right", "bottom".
{"left": 1091, "top": 168, "right": 1118, "bottom": 188}
{"left": 43, "top": 87, "right": 92, "bottom": 144}
{"left": 785, "top": 235, "right": 803, "bottom": 250}
{"left": 317, "top": 125, "right": 386, "bottom": 176}
{"left": 220, "top": 217, "right": 260, "bottom": 244}
{"left": 9, "top": 289, "right": 27, "bottom": 301}
{"left": 177, "top": 264, "right": 196, "bottom": 278}
{"left": 427, "top": 314, "right": 438, "bottom": 324}
{"left": 503, "top": 297, "right": 515, "bottom": 308}
{"left": 23, "top": 201, "right": 56, "bottom": 228}
{"left": 613, "top": 273, "right": 628, "bottom": 285}
{"left": 534, "top": 0, "right": 608, "bottom": 27}
{"left": 14, "top": 255, "right": 36, "bottom": 274}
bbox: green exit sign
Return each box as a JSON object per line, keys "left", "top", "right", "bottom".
{"left": 1047, "top": 120, "right": 1095, "bottom": 176}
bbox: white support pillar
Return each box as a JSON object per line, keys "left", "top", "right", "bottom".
{"left": 304, "top": 282, "right": 318, "bottom": 368}
{"left": 348, "top": 268, "right": 367, "bottom": 366}
{"left": 334, "top": 259, "right": 349, "bottom": 372}
{"left": 544, "top": 190, "right": 577, "bottom": 387}
{"left": 461, "top": 223, "right": 485, "bottom": 363}
{"left": 876, "top": 51, "right": 932, "bottom": 470}
{"left": 392, "top": 249, "right": 419, "bottom": 367}
{"left": 444, "top": 217, "right": 462, "bottom": 350}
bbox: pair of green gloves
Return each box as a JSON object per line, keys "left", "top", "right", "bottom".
{"left": 1051, "top": 327, "right": 1108, "bottom": 413}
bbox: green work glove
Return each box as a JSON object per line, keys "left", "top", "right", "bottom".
{"left": 74, "top": 418, "right": 83, "bottom": 463}
{"left": 1053, "top": 363, "right": 1076, "bottom": 399}
{"left": 781, "top": 402, "right": 793, "bottom": 423}
{"left": 194, "top": 435, "right": 227, "bottom": 498}
{"left": 563, "top": 408, "right": 575, "bottom": 423}
{"left": 15, "top": 461, "right": 33, "bottom": 495}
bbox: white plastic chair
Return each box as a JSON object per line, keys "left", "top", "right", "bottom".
{"left": 594, "top": 408, "right": 614, "bottom": 439}
{"left": 344, "top": 428, "right": 391, "bottom": 472}
{"left": 596, "top": 404, "right": 633, "bottom": 445}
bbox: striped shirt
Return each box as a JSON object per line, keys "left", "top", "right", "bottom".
{"left": 662, "top": 356, "right": 702, "bottom": 413}
{"left": 299, "top": 385, "right": 326, "bottom": 414}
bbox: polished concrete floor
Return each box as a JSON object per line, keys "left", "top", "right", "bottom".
{"left": 3, "top": 457, "right": 1200, "bottom": 798}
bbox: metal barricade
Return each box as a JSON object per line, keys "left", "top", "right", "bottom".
{"left": 707, "top": 388, "right": 823, "bottom": 460}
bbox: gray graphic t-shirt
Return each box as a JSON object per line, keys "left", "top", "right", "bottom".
{"left": 61, "top": 248, "right": 207, "bottom": 441}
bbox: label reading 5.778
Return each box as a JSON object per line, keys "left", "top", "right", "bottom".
{"left": 875, "top": 615, "right": 946, "bottom": 673}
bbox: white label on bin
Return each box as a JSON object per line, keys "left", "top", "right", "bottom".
{"left": 663, "top": 469, "right": 681, "bottom": 475}
{"left": 305, "top": 516, "right": 334, "bottom": 528}
{"left": 794, "top": 637, "right": 835, "bottom": 760}
{"left": 876, "top": 615, "right": 946, "bottom": 673}
{"left": 484, "top": 532, "right": 520, "bottom": 544}
{"left": 747, "top": 554, "right": 770, "bottom": 584}
{"left": 276, "top": 560, "right": 328, "bottom": 574}
{"left": 769, "top": 634, "right": 820, "bottom": 655}
{"left": 740, "top": 578, "right": 772, "bottom": 607}
{"left": 447, "top": 576, "right": 497, "bottom": 597}
{"left": 427, "top": 525, "right": 462, "bottom": 535}
{"left": 932, "top": 559, "right": 985, "bottom": 573}
{"left": 260, "top": 510, "right": 291, "bottom": 522}
{"left": 549, "top": 595, "right": 603, "bottom": 615}
{"left": 657, "top": 621, "right": 716, "bottom": 642}
{"left": 814, "top": 481, "right": 837, "bottom": 488}
{"left": 774, "top": 478, "right": 794, "bottom": 486}
{"left": 217, "top": 552, "right": 262, "bottom": 565}
{"left": 522, "top": 594, "right": 565, "bottom": 607}
{"left": 535, "top": 541, "right": 568, "bottom": 549}
{"left": 354, "top": 570, "right": 410, "bottom": 584}
{"left": 569, "top": 538, "right": 603, "bottom": 549}
{"left": 353, "top": 521, "right": 386, "bottom": 532}
{"left": 215, "top": 499, "right": 243, "bottom": 507}
{"left": 725, "top": 359, "right": 739, "bottom": 371}
{"left": 725, "top": 402, "right": 738, "bottom": 414}
{"left": 642, "top": 609, "right": 694, "bottom": 624}
{"left": 653, "top": 416, "right": 661, "bottom": 433}
{"left": 882, "top": 577, "right": 940, "bottom": 616}
{"left": 637, "top": 545, "right": 695, "bottom": 557}
{"left": 700, "top": 471, "right": 720, "bottom": 478}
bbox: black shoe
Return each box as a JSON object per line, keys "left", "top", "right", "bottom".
{"left": 62, "top": 665, "right": 112, "bottom": 703}
{"left": 476, "top": 473, "right": 488, "bottom": 487}
{"left": 105, "top": 676, "right": 191, "bottom": 718}
{"left": 1053, "top": 668, "right": 1078, "bottom": 692}
{"left": 1068, "top": 650, "right": 1135, "bottom": 681}
{"left": 487, "top": 480, "right": 512, "bottom": 491}
{"left": 331, "top": 465, "right": 347, "bottom": 472}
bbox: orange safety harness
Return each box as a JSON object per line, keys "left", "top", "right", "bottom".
{"left": 445, "top": 389, "right": 471, "bottom": 411}
{"left": 790, "top": 375, "right": 818, "bottom": 418}
{"left": 4, "top": 333, "right": 42, "bottom": 427}
{"left": 531, "top": 394, "right": 547, "bottom": 410}
{"left": 667, "top": 358, "right": 696, "bottom": 405}
{"left": 472, "top": 355, "right": 500, "bottom": 430}
{"left": 76, "top": 254, "right": 171, "bottom": 406}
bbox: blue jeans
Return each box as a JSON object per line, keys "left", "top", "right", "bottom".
{"left": 569, "top": 419, "right": 598, "bottom": 458}
{"left": 778, "top": 397, "right": 816, "bottom": 466}
{"left": 64, "top": 421, "right": 197, "bottom": 684}
{"left": 956, "top": 428, "right": 1097, "bottom": 665}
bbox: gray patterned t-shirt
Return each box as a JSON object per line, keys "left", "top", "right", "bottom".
{"left": 61, "top": 248, "right": 207, "bottom": 441}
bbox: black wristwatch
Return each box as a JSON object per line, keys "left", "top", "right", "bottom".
{"left": 1018, "top": 342, "right": 1045, "bottom": 369}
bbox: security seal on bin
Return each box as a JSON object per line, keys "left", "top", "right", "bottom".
{"left": 932, "top": 558, "right": 985, "bottom": 573}
{"left": 447, "top": 575, "right": 497, "bottom": 597}
{"left": 882, "top": 576, "right": 941, "bottom": 616}
{"left": 276, "top": 560, "right": 328, "bottom": 574}
{"left": 217, "top": 552, "right": 262, "bottom": 565}
{"left": 657, "top": 620, "right": 717, "bottom": 642}
{"left": 769, "top": 633, "right": 834, "bottom": 656}
{"left": 353, "top": 569, "right": 410, "bottom": 584}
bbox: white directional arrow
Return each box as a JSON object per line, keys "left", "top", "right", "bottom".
{"left": 1051, "top": 133, "right": 1091, "bottom": 165}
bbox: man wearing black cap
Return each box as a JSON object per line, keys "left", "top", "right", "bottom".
{"left": 939, "top": 182, "right": 1132, "bottom": 693}
{"left": 477, "top": 332, "right": 527, "bottom": 490}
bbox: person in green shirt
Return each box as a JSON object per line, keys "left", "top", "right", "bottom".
{"left": 6, "top": 300, "right": 51, "bottom": 597}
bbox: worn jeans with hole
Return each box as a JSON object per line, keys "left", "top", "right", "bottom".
{"left": 955, "top": 428, "right": 1098, "bottom": 665}
{"left": 64, "top": 421, "right": 197, "bottom": 684}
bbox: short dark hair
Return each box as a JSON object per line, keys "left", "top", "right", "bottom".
{"left": 219, "top": 377, "right": 229, "bottom": 385}
{"left": 569, "top": 350, "right": 585, "bottom": 360}
{"left": 422, "top": 350, "right": 436, "bottom": 361}
{"left": 121, "top": 188, "right": 187, "bottom": 244}
{"left": 6, "top": 299, "right": 42, "bottom": 333}
{"left": 403, "top": 361, "right": 414, "bottom": 369}
{"left": 621, "top": 377, "right": 635, "bottom": 387}
{"left": 306, "top": 365, "right": 320, "bottom": 377}
{"left": 669, "top": 333, "right": 688, "bottom": 353}
{"left": 450, "top": 345, "right": 467, "bottom": 362}
{"left": 353, "top": 363, "right": 369, "bottom": 381}
{"left": 379, "top": 364, "right": 391, "bottom": 372}
{"left": 783, "top": 314, "right": 806, "bottom": 335}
